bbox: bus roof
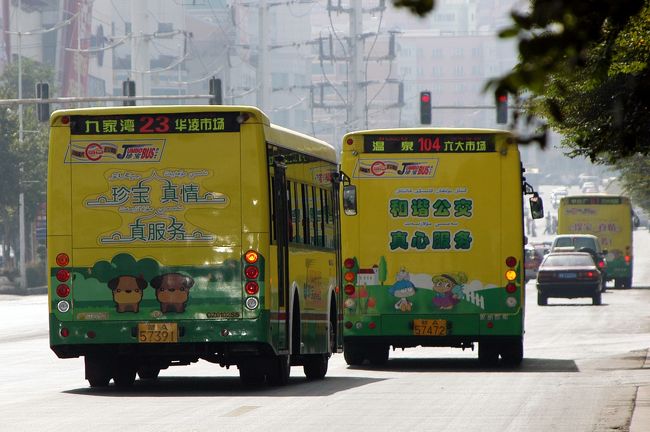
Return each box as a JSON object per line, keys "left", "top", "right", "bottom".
{"left": 343, "top": 127, "right": 513, "bottom": 139}
{"left": 50, "top": 105, "right": 337, "bottom": 163}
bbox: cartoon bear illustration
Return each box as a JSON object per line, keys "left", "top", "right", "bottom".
{"left": 108, "top": 275, "right": 148, "bottom": 313}
{"left": 150, "top": 273, "right": 195, "bottom": 313}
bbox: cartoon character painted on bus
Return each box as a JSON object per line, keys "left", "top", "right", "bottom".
{"left": 108, "top": 274, "right": 148, "bottom": 313}
{"left": 389, "top": 267, "right": 416, "bottom": 312}
{"left": 431, "top": 272, "right": 467, "bottom": 310}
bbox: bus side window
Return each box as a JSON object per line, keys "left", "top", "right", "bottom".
{"left": 287, "top": 181, "right": 294, "bottom": 242}
{"left": 301, "top": 184, "right": 310, "bottom": 245}
{"left": 323, "top": 188, "right": 335, "bottom": 249}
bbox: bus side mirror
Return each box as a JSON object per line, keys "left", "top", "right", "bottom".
{"left": 343, "top": 185, "right": 357, "bottom": 216}
{"left": 529, "top": 194, "right": 544, "bottom": 219}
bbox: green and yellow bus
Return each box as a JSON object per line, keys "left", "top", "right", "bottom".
{"left": 558, "top": 195, "right": 634, "bottom": 288}
{"left": 48, "top": 106, "right": 342, "bottom": 387}
{"left": 339, "top": 128, "right": 543, "bottom": 366}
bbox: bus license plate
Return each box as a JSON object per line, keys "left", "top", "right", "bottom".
{"left": 138, "top": 323, "right": 178, "bottom": 343}
{"left": 413, "top": 319, "right": 447, "bottom": 336}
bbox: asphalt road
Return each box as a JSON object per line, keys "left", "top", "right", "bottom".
{"left": 2, "top": 229, "right": 650, "bottom": 432}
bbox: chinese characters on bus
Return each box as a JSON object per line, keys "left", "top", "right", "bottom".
{"left": 85, "top": 169, "right": 229, "bottom": 245}
{"left": 388, "top": 188, "right": 474, "bottom": 251}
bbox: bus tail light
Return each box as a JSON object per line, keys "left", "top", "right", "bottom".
{"left": 245, "top": 281, "right": 259, "bottom": 295}
{"left": 505, "top": 283, "right": 517, "bottom": 293}
{"left": 244, "top": 250, "right": 259, "bottom": 264}
{"left": 344, "top": 284, "right": 355, "bottom": 296}
{"left": 56, "top": 253, "right": 70, "bottom": 267}
{"left": 597, "top": 260, "right": 605, "bottom": 269}
{"left": 344, "top": 271, "right": 355, "bottom": 282}
{"left": 56, "top": 269, "right": 71, "bottom": 282}
{"left": 244, "top": 265, "right": 259, "bottom": 280}
{"left": 505, "top": 256, "right": 517, "bottom": 267}
{"left": 344, "top": 258, "right": 355, "bottom": 269}
{"left": 56, "top": 284, "right": 71, "bottom": 298}
{"left": 505, "top": 270, "right": 517, "bottom": 281}
{"left": 625, "top": 255, "right": 631, "bottom": 264}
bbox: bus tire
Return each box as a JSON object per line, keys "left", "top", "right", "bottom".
{"left": 614, "top": 278, "right": 623, "bottom": 289}
{"left": 137, "top": 366, "right": 161, "bottom": 380}
{"left": 343, "top": 342, "right": 365, "bottom": 366}
{"left": 500, "top": 338, "right": 524, "bottom": 367}
{"left": 367, "top": 345, "right": 389, "bottom": 366}
{"left": 85, "top": 356, "right": 111, "bottom": 388}
{"left": 267, "top": 354, "right": 291, "bottom": 386}
{"left": 239, "top": 360, "right": 266, "bottom": 386}
{"left": 478, "top": 342, "right": 499, "bottom": 367}
{"left": 113, "top": 358, "right": 137, "bottom": 388}
{"left": 303, "top": 354, "right": 329, "bottom": 380}
{"left": 537, "top": 292, "right": 547, "bottom": 306}
{"left": 624, "top": 276, "right": 633, "bottom": 289}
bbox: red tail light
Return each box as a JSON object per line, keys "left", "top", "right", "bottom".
{"left": 344, "top": 258, "right": 355, "bottom": 269}
{"left": 344, "top": 271, "right": 355, "bottom": 282}
{"left": 244, "top": 265, "right": 259, "bottom": 279}
{"left": 344, "top": 284, "right": 355, "bottom": 296}
{"left": 56, "top": 284, "right": 71, "bottom": 298}
{"left": 56, "top": 269, "right": 71, "bottom": 282}
{"left": 505, "top": 283, "right": 517, "bottom": 293}
{"left": 505, "top": 256, "right": 517, "bottom": 267}
{"left": 56, "top": 253, "right": 70, "bottom": 267}
{"left": 597, "top": 260, "right": 605, "bottom": 269}
{"left": 245, "top": 281, "right": 259, "bottom": 295}
{"left": 625, "top": 255, "right": 631, "bottom": 264}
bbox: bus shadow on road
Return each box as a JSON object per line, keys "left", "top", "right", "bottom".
{"left": 349, "top": 357, "right": 579, "bottom": 373}
{"left": 63, "top": 375, "right": 384, "bottom": 397}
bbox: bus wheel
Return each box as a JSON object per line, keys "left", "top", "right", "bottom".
{"left": 614, "top": 278, "right": 623, "bottom": 289}
{"left": 500, "top": 339, "right": 523, "bottom": 367}
{"left": 267, "top": 354, "right": 291, "bottom": 386}
{"left": 367, "top": 345, "right": 389, "bottom": 366}
{"left": 537, "top": 292, "right": 547, "bottom": 306}
{"left": 113, "top": 357, "right": 137, "bottom": 388}
{"left": 478, "top": 342, "right": 499, "bottom": 367}
{"left": 85, "top": 356, "right": 111, "bottom": 388}
{"left": 303, "top": 354, "right": 329, "bottom": 380}
{"left": 624, "top": 277, "right": 633, "bottom": 289}
{"left": 343, "top": 343, "right": 365, "bottom": 366}
{"left": 239, "top": 360, "right": 266, "bottom": 386}
{"left": 137, "top": 366, "right": 161, "bottom": 380}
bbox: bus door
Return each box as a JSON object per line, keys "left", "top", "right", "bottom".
{"left": 272, "top": 157, "right": 290, "bottom": 351}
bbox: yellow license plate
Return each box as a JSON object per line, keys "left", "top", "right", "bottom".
{"left": 413, "top": 319, "right": 447, "bottom": 336}
{"left": 138, "top": 323, "right": 178, "bottom": 343}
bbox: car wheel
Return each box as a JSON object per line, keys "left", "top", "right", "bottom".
{"left": 537, "top": 292, "right": 547, "bottom": 306}
{"left": 592, "top": 292, "right": 602, "bottom": 306}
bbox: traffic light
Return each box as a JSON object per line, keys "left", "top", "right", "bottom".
{"left": 122, "top": 79, "right": 136, "bottom": 106}
{"left": 496, "top": 89, "right": 508, "bottom": 124}
{"left": 420, "top": 91, "right": 431, "bottom": 124}
{"left": 209, "top": 77, "right": 223, "bottom": 105}
{"left": 36, "top": 82, "right": 50, "bottom": 122}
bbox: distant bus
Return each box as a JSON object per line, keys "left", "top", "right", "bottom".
{"left": 339, "top": 128, "right": 543, "bottom": 366}
{"left": 558, "top": 195, "right": 634, "bottom": 288}
{"left": 47, "top": 106, "right": 342, "bottom": 387}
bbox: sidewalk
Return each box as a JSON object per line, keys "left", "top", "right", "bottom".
{"left": 0, "top": 284, "right": 47, "bottom": 296}
{"left": 630, "top": 349, "right": 650, "bottom": 432}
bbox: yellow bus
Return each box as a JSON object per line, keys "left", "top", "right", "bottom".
{"left": 339, "top": 128, "right": 543, "bottom": 366}
{"left": 47, "top": 106, "right": 342, "bottom": 387}
{"left": 557, "top": 195, "right": 634, "bottom": 288}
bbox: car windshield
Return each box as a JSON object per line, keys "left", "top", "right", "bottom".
{"left": 543, "top": 255, "right": 594, "bottom": 267}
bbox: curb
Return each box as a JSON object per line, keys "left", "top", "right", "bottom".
{"left": 629, "top": 349, "right": 650, "bottom": 432}
{"left": 0, "top": 285, "right": 47, "bottom": 296}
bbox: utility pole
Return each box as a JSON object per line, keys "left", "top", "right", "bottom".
{"left": 257, "top": 0, "right": 269, "bottom": 110}
{"left": 131, "top": 0, "right": 150, "bottom": 104}
{"left": 349, "top": 2, "right": 365, "bottom": 130}
{"left": 17, "top": 0, "right": 26, "bottom": 291}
